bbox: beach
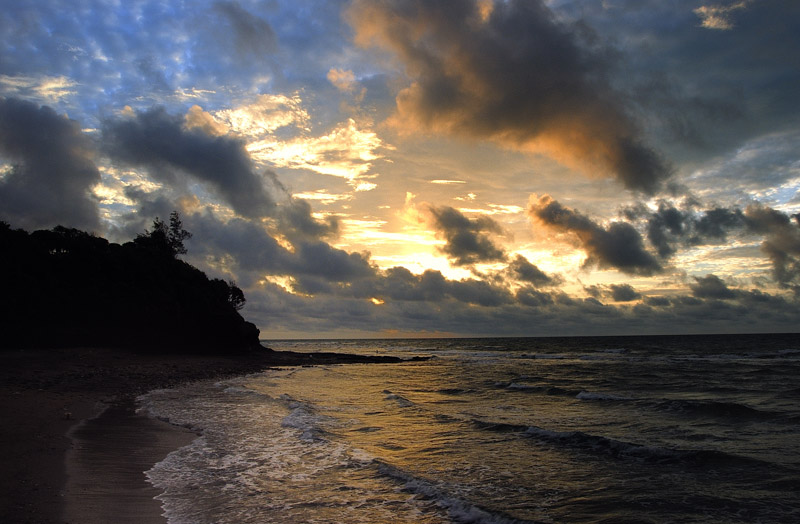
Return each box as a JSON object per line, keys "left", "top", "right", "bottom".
{"left": 0, "top": 347, "right": 274, "bottom": 523}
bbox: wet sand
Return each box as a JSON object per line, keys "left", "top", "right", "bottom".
{"left": 63, "top": 399, "right": 198, "bottom": 524}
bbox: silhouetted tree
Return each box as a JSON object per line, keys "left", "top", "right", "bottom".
{"left": 134, "top": 211, "right": 192, "bottom": 258}
{"left": 168, "top": 211, "right": 192, "bottom": 255}
{"left": 228, "top": 280, "right": 246, "bottom": 311}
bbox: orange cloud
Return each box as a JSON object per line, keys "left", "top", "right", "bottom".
{"left": 346, "top": 0, "right": 671, "bottom": 194}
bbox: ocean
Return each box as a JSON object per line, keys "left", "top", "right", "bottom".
{"left": 138, "top": 334, "right": 800, "bottom": 523}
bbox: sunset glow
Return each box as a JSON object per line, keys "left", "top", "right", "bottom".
{"left": 1, "top": 0, "right": 799, "bottom": 337}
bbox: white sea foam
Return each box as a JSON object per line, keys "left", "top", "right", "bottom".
{"left": 377, "top": 462, "right": 525, "bottom": 524}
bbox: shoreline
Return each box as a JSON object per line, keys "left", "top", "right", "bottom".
{"left": 0, "top": 345, "right": 414, "bottom": 523}
{"left": 63, "top": 398, "right": 198, "bottom": 524}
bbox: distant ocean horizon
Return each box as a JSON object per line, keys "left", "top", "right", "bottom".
{"left": 140, "top": 333, "right": 800, "bottom": 523}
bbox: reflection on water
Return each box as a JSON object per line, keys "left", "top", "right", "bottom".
{"left": 142, "top": 335, "right": 800, "bottom": 523}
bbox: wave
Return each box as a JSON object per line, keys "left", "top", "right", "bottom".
{"left": 436, "top": 388, "right": 474, "bottom": 395}
{"left": 576, "top": 390, "right": 632, "bottom": 401}
{"left": 383, "top": 390, "right": 415, "bottom": 407}
{"left": 515, "top": 353, "right": 567, "bottom": 360}
{"left": 503, "top": 383, "right": 577, "bottom": 397}
{"left": 223, "top": 385, "right": 272, "bottom": 399}
{"left": 472, "top": 419, "right": 774, "bottom": 469}
{"left": 375, "top": 460, "right": 535, "bottom": 524}
{"left": 278, "top": 396, "right": 330, "bottom": 441}
{"left": 650, "top": 398, "right": 786, "bottom": 422}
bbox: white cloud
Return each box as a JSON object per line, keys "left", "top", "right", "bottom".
{"left": 292, "top": 189, "right": 353, "bottom": 204}
{"left": 430, "top": 179, "right": 466, "bottom": 185}
{"left": 248, "top": 118, "right": 385, "bottom": 186}
{"left": 0, "top": 74, "right": 78, "bottom": 103}
{"left": 215, "top": 93, "right": 310, "bottom": 137}
{"left": 694, "top": 1, "right": 750, "bottom": 30}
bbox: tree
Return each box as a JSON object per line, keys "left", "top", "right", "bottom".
{"left": 168, "top": 211, "right": 192, "bottom": 256}
{"left": 135, "top": 211, "right": 192, "bottom": 257}
{"left": 227, "top": 280, "right": 246, "bottom": 311}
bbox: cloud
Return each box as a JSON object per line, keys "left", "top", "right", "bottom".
{"left": 744, "top": 204, "right": 800, "bottom": 291}
{"left": 641, "top": 202, "right": 745, "bottom": 258}
{"left": 508, "top": 254, "right": 557, "bottom": 287}
{"left": 690, "top": 274, "right": 737, "bottom": 299}
{"left": 0, "top": 97, "right": 100, "bottom": 231}
{"left": 214, "top": 94, "right": 309, "bottom": 138}
{"left": 185, "top": 105, "right": 229, "bottom": 137}
{"left": 610, "top": 283, "right": 642, "bottom": 302}
{"left": 583, "top": 283, "right": 641, "bottom": 302}
{"left": 528, "top": 194, "right": 661, "bottom": 275}
{"left": 328, "top": 68, "right": 358, "bottom": 92}
{"left": 346, "top": 0, "right": 672, "bottom": 194}
{"left": 278, "top": 197, "right": 339, "bottom": 241}
{"left": 625, "top": 200, "right": 800, "bottom": 291}
{"left": 247, "top": 275, "right": 799, "bottom": 337}
{"left": 694, "top": 1, "right": 750, "bottom": 30}
{"left": 170, "top": 209, "right": 371, "bottom": 287}
{"left": 0, "top": 74, "right": 78, "bottom": 104}
{"left": 247, "top": 118, "right": 384, "bottom": 188}
{"left": 349, "top": 266, "right": 514, "bottom": 307}
{"left": 212, "top": 1, "right": 277, "bottom": 59}
{"left": 102, "top": 106, "right": 275, "bottom": 218}
{"left": 427, "top": 205, "right": 506, "bottom": 266}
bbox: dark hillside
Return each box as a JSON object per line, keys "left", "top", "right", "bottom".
{"left": 0, "top": 218, "right": 260, "bottom": 352}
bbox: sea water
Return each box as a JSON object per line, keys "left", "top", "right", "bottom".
{"left": 139, "top": 334, "right": 800, "bottom": 523}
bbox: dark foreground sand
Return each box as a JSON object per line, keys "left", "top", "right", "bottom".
{"left": 0, "top": 346, "right": 413, "bottom": 524}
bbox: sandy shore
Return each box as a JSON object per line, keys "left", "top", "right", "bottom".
{"left": 0, "top": 345, "right": 414, "bottom": 524}
{"left": 0, "top": 346, "right": 273, "bottom": 524}
{"left": 63, "top": 399, "right": 198, "bottom": 524}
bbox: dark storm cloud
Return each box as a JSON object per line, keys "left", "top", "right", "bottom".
{"left": 508, "top": 254, "right": 557, "bottom": 287}
{"left": 0, "top": 97, "right": 100, "bottom": 231}
{"left": 644, "top": 202, "right": 687, "bottom": 258}
{"left": 553, "top": 1, "right": 800, "bottom": 161}
{"left": 102, "top": 107, "right": 275, "bottom": 218}
{"left": 622, "top": 200, "right": 800, "bottom": 291}
{"left": 610, "top": 283, "right": 641, "bottom": 302}
{"left": 691, "top": 274, "right": 737, "bottom": 300}
{"left": 641, "top": 202, "right": 745, "bottom": 258}
{"left": 529, "top": 194, "right": 661, "bottom": 276}
{"left": 446, "top": 278, "right": 513, "bottom": 307}
{"left": 427, "top": 205, "right": 506, "bottom": 266}
{"left": 582, "top": 283, "right": 641, "bottom": 302}
{"left": 347, "top": 0, "right": 672, "bottom": 194}
{"left": 212, "top": 1, "right": 277, "bottom": 59}
{"left": 516, "top": 287, "right": 555, "bottom": 307}
{"left": 744, "top": 204, "right": 800, "bottom": 291}
{"left": 278, "top": 198, "right": 339, "bottom": 241}
{"left": 347, "top": 266, "right": 513, "bottom": 307}
{"left": 105, "top": 107, "right": 336, "bottom": 242}
{"left": 292, "top": 240, "right": 374, "bottom": 282}
{"left": 697, "top": 207, "right": 746, "bottom": 240}
{"left": 182, "top": 210, "right": 372, "bottom": 284}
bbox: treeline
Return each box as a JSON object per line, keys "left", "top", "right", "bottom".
{"left": 0, "top": 214, "right": 260, "bottom": 352}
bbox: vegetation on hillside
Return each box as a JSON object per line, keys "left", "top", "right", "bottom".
{"left": 0, "top": 214, "right": 260, "bottom": 352}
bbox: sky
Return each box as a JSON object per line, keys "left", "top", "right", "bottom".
{"left": 1, "top": 0, "right": 799, "bottom": 338}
